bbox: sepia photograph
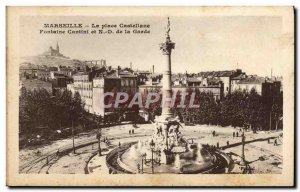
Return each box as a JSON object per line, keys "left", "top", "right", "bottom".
{"left": 6, "top": 6, "right": 294, "bottom": 187}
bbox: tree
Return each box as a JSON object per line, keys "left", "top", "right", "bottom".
{"left": 69, "top": 91, "right": 85, "bottom": 153}
{"left": 220, "top": 90, "right": 247, "bottom": 127}
{"left": 272, "top": 93, "right": 283, "bottom": 131}
{"left": 19, "top": 88, "right": 51, "bottom": 133}
{"left": 197, "top": 92, "right": 210, "bottom": 124}
{"left": 244, "top": 89, "right": 266, "bottom": 132}
{"left": 142, "top": 88, "right": 162, "bottom": 121}
{"left": 19, "top": 88, "right": 86, "bottom": 147}
{"left": 19, "top": 87, "right": 31, "bottom": 133}
{"left": 207, "top": 93, "right": 220, "bottom": 125}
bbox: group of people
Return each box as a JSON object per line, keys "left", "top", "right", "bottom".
{"left": 204, "top": 143, "right": 218, "bottom": 152}
{"left": 129, "top": 129, "right": 135, "bottom": 135}
{"left": 156, "top": 125, "right": 163, "bottom": 136}
{"left": 233, "top": 131, "right": 240, "bottom": 138}
{"left": 103, "top": 137, "right": 110, "bottom": 144}
{"left": 241, "top": 164, "right": 254, "bottom": 174}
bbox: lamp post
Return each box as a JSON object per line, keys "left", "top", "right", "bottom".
{"left": 95, "top": 113, "right": 102, "bottom": 156}
{"left": 240, "top": 128, "right": 246, "bottom": 166}
{"left": 140, "top": 139, "right": 161, "bottom": 174}
{"left": 150, "top": 139, "right": 155, "bottom": 174}
{"left": 70, "top": 105, "right": 76, "bottom": 154}
{"left": 97, "top": 128, "right": 102, "bottom": 156}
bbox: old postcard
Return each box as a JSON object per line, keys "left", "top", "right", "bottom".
{"left": 6, "top": 6, "right": 294, "bottom": 186}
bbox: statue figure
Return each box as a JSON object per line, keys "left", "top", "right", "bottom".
{"left": 165, "top": 17, "right": 171, "bottom": 39}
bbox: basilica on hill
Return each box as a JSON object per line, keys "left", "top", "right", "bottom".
{"left": 42, "top": 42, "right": 65, "bottom": 57}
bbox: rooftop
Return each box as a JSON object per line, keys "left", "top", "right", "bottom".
{"left": 237, "top": 75, "right": 266, "bottom": 84}
{"left": 22, "top": 79, "right": 52, "bottom": 88}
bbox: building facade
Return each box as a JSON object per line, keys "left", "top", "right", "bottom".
{"left": 92, "top": 74, "right": 121, "bottom": 116}
{"left": 72, "top": 72, "right": 94, "bottom": 113}
{"left": 139, "top": 84, "right": 224, "bottom": 101}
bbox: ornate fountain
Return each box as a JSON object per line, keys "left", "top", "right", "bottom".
{"left": 105, "top": 18, "right": 233, "bottom": 174}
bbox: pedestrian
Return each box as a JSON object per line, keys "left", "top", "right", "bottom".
{"left": 267, "top": 138, "right": 270, "bottom": 144}
{"left": 217, "top": 142, "right": 219, "bottom": 148}
{"left": 132, "top": 129, "right": 134, "bottom": 134}
{"left": 119, "top": 142, "right": 121, "bottom": 147}
{"left": 236, "top": 132, "right": 239, "bottom": 137}
{"left": 227, "top": 141, "right": 230, "bottom": 146}
{"left": 233, "top": 132, "right": 235, "bottom": 138}
{"left": 249, "top": 166, "right": 253, "bottom": 174}
{"left": 129, "top": 130, "right": 131, "bottom": 135}
{"left": 137, "top": 163, "right": 141, "bottom": 173}
{"left": 274, "top": 139, "right": 277, "bottom": 146}
{"left": 56, "top": 149, "right": 60, "bottom": 156}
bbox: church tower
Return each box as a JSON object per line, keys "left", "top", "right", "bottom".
{"left": 56, "top": 41, "right": 59, "bottom": 53}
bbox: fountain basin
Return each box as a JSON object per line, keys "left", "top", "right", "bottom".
{"left": 106, "top": 142, "right": 233, "bottom": 174}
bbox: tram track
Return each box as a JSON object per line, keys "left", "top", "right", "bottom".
{"left": 246, "top": 143, "right": 283, "bottom": 160}
{"left": 19, "top": 131, "right": 153, "bottom": 174}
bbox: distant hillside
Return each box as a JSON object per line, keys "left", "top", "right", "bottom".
{"left": 20, "top": 55, "right": 87, "bottom": 69}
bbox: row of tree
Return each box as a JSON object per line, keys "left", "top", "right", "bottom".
{"left": 19, "top": 87, "right": 283, "bottom": 136}
{"left": 144, "top": 89, "right": 283, "bottom": 131}
{"left": 19, "top": 88, "right": 86, "bottom": 134}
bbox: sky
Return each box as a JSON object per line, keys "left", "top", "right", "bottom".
{"left": 20, "top": 16, "right": 289, "bottom": 77}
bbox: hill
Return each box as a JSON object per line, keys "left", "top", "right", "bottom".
{"left": 20, "top": 55, "right": 87, "bottom": 69}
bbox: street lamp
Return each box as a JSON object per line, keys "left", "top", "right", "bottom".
{"left": 139, "top": 139, "right": 161, "bottom": 174}
{"left": 240, "top": 128, "right": 246, "bottom": 166}
{"left": 95, "top": 113, "right": 102, "bottom": 156}
{"left": 70, "top": 105, "right": 76, "bottom": 154}
{"left": 97, "top": 129, "right": 102, "bottom": 156}
{"left": 150, "top": 139, "right": 155, "bottom": 174}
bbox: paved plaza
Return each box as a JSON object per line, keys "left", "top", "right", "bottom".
{"left": 19, "top": 123, "right": 282, "bottom": 174}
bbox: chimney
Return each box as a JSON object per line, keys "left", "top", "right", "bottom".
{"left": 152, "top": 65, "right": 154, "bottom": 74}
{"left": 271, "top": 68, "right": 273, "bottom": 78}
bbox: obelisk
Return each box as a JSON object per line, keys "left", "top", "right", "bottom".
{"left": 159, "top": 17, "right": 175, "bottom": 119}
{"left": 157, "top": 17, "right": 175, "bottom": 154}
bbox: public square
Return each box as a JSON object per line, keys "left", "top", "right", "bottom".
{"left": 19, "top": 123, "right": 282, "bottom": 174}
